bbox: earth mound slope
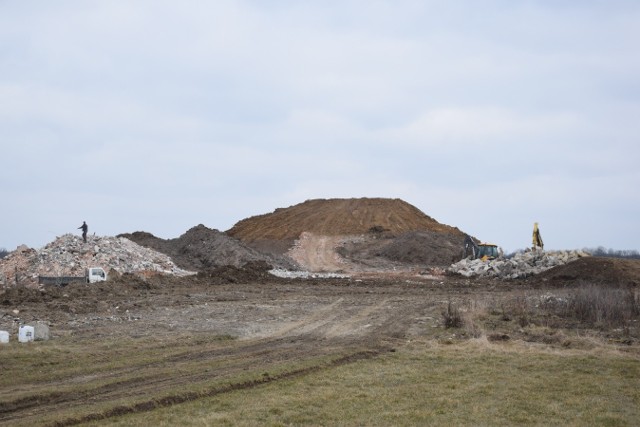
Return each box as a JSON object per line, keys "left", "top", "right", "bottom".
{"left": 119, "top": 225, "right": 293, "bottom": 272}
{"left": 228, "top": 198, "right": 463, "bottom": 241}
{"left": 228, "top": 198, "right": 468, "bottom": 269}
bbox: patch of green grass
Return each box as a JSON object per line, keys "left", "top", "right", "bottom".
{"left": 103, "top": 341, "right": 640, "bottom": 427}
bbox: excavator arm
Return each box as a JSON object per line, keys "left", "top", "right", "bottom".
{"left": 533, "top": 222, "right": 544, "bottom": 250}
{"left": 463, "top": 234, "right": 478, "bottom": 259}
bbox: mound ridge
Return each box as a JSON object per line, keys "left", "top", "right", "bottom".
{"left": 227, "top": 198, "right": 464, "bottom": 242}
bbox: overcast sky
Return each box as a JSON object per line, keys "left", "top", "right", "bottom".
{"left": 1, "top": 1, "right": 639, "bottom": 253}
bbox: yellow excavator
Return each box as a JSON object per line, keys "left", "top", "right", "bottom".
{"left": 463, "top": 235, "right": 499, "bottom": 261}
{"left": 532, "top": 222, "right": 544, "bottom": 250}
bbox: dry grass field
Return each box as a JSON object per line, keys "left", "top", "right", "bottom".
{"left": 1, "top": 271, "right": 639, "bottom": 426}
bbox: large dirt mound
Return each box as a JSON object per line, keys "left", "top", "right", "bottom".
{"left": 228, "top": 198, "right": 463, "bottom": 241}
{"left": 119, "top": 225, "right": 294, "bottom": 272}
{"left": 227, "top": 198, "right": 468, "bottom": 269}
{"left": 535, "top": 257, "right": 640, "bottom": 287}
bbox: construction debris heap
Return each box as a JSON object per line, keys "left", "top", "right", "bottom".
{"left": 0, "top": 234, "right": 193, "bottom": 287}
{"left": 448, "top": 250, "right": 591, "bottom": 279}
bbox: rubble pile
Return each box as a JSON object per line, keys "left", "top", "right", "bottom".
{"left": 268, "top": 268, "right": 350, "bottom": 279}
{"left": 447, "top": 250, "right": 590, "bottom": 279}
{"left": 0, "top": 234, "right": 194, "bottom": 287}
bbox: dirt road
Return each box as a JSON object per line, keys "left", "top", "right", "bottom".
{"left": 0, "top": 275, "right": 482, "bottom": 426}
{"left": 287, "top": 232, "right": 354, "bottom": 273}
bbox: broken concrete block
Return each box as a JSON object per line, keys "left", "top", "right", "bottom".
{"left": 447, "top": 249, "right": 590, "bottom": 279}
{"left": 32, "top": 323, "right": 50, "bottom": 341}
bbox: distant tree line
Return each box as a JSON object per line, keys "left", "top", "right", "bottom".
{"left": 503, "top": 247, "right": 640, "bottom": 260}
{"left": 0, "top": 247, "right": 8, "bottom": 259}
{"left": 585, "top": 247, "right": 640, "bottom": 259}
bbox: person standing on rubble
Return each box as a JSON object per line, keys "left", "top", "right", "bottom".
{"left": 78, "top": 221, "right": 88, "bottom": 243}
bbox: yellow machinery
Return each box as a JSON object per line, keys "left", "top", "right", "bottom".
{"left": 477, "top": 243, "right": 499, "bottom": 260}
{"left": 532, "top": 222, "right": 544, "bottom": 250}
{"left": 464, "top": 235, "right": 499, "bottom": 260}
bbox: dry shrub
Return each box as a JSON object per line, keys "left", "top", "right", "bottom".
{"left": 463, "top": 317, "right": 484, "bottom": 338}
{"left": 463, "top": 300, "right": 487, "bottom": 338}
{"left": 441, "top": 300, "right": 486, "bottom": 338}
{"left": 564, "top": 284, "right": 640, "bottom": 327}
{"left": 509, "top": 295, "right": 531, "bottom": 327}
{"left": 442, "top": 301, "right": 463, "bottom": 328}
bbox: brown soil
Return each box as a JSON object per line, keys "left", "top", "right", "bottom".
{"left": 227, "top": 198, "right": 465, "bottom": 241}
{"left": 533, "top": 257, "right": 640, "bottom": 287}
{"left": 227, "top": 198, "right": 467, "bottom": 270}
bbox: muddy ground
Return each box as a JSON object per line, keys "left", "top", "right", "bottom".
{"left": 2, "top": 260, "right": 637, "bottom": 345}
{"left": 1, "top": 258, "right": 639, "bottom": 425}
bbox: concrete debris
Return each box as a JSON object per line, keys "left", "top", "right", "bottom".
{"left": 32, "top": 322, "right": 50, "bottom": 341}
{"left": 268, "top": 268, "right": 350, "bottom": 279}
{"left": 447, "top": 249, "right": 590, "bottom": 279}
{"left": 0, "top": 234, "right": 194, "bottom": 288}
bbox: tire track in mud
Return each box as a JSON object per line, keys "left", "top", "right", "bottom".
{"left": 0, "top": 339, "right": 329, "bottom": 423}
{"left": 1, "top": 279, "right": 449, "bottom": 426}
{"left": 270, "top": 297, "right": 345, "bottom": 338}
{"left": 324, "top": 298, "right": 390, "bottom": 339}
{"left": 0, "top": 295, "right": 413, "bottom": 426}
{"left": 49, "top": 348, "right": 389, "bottom": 427}
{"left": 0, "top": 330, "right": 392, "bottom": 427}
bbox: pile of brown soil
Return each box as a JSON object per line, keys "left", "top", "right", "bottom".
{"left": 228, "top": 198, "right": 464, "bottom": 241}
{"left": 195, "top": 261, "right": 280, "bottom": 284}
{"left": 119, "top": 225, "right": 294, "bottom": 272}
{"left": 227, "top": 198, "right": 468, "bottom": 268}
{"left": 535, "top": 257, "right": 640, "bottom": 287}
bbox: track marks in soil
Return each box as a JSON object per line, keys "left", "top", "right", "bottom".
{"left": 288, "top": 233, "right": 352, "bottom": 273}
{"left": 324, "top": 298, "right": 390, "bottom": 339}
{"left": 271, "top": 297, "right": 346, "bottom": 337}
{"left": 0, "top": 333, "right": 388, "bottom": 427}
{"left": 49, "top": 349, "right": 387, "bottom": 427}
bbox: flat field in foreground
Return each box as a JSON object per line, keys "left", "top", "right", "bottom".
{"left": 1, "top": 275, "right": 639, "bottom": 426}
{"left": 108, "top": 340, "right": 640, "bottom": 427}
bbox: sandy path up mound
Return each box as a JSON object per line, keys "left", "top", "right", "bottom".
{"left": 287, "top": 233, "right": 353, "bottom": 273}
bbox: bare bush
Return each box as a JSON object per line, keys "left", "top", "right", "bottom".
{"left": 442, "top": 301, "right": 463, "bottom": 328}
{"left": 463, "top": 300, "right": 487, "bottom": 338}
{"left": 563, "top": 284, "right": 640, "bottom": 327}
{"left": 0, "top": 247, "right": 8, "bottom": 259}
{"left": 513, "top": 295, "right": 531, "bottom": 327}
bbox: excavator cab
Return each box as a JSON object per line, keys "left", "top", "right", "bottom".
{"left": 463, "top": 235, "right": 500, "bottom": 261}
{"left": 477, "top": 244, "right": 499, "bottom": 260}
